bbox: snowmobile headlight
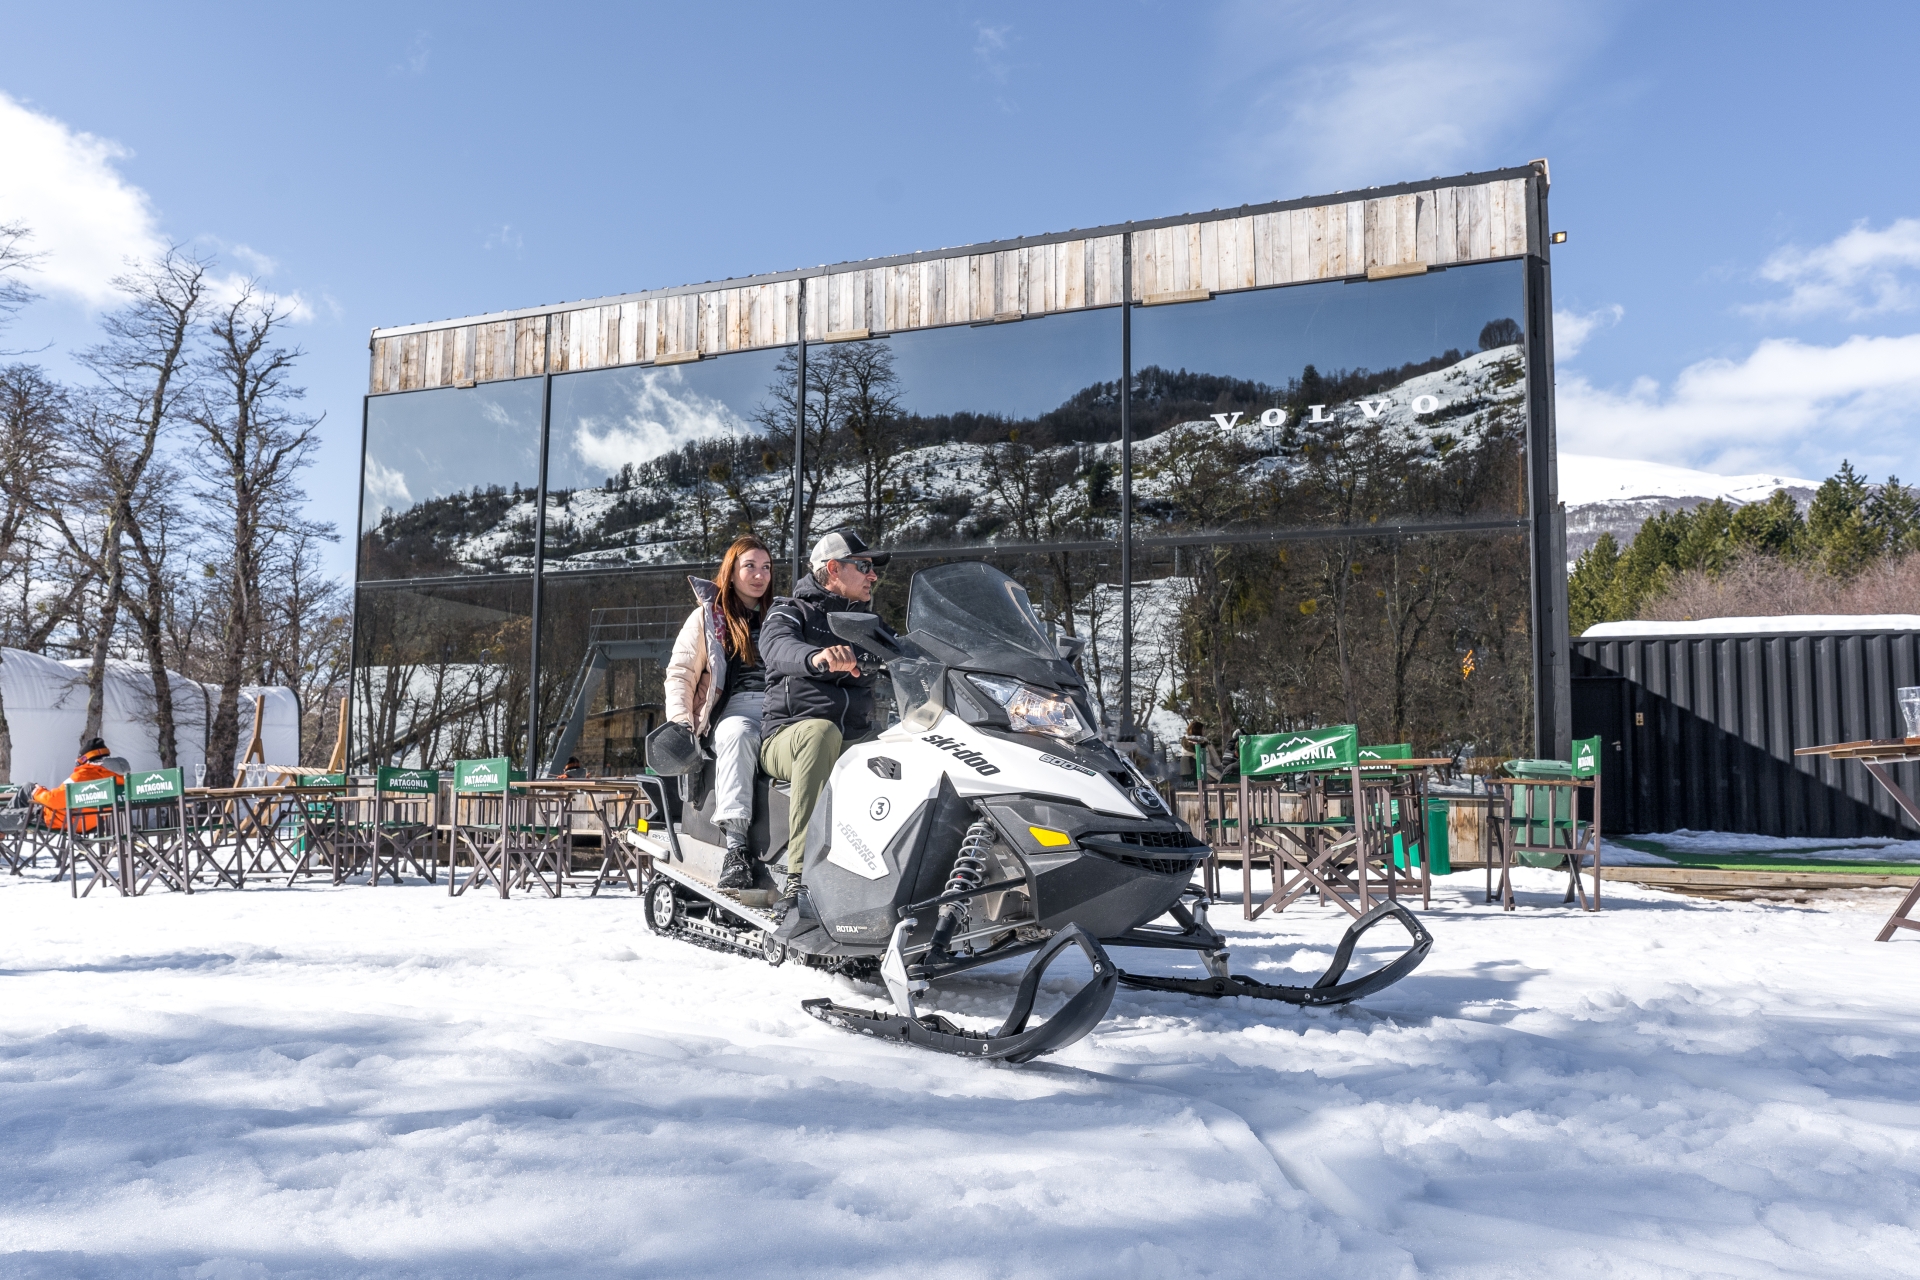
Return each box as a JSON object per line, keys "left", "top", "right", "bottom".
{"left": 969, "top": 675, "right": 1090, "bottom": 742}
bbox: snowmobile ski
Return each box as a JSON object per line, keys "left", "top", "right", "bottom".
{"left": 1118, "top": 901, "right": 1432, "bottom": 1007}
{"left": 802, "top": 921, "right": 1118, "bottom": 1063}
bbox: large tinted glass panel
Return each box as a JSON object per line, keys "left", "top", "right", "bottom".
{"left": 534, "top": 566, "right": 798, "bottom": 776}
{"left": 351, "top": 578, "right": 533, "bottom": 768}
{"left": 359, "top": 379, "right": 545, "bottom": 579}
{"left": 544, "top": 348, "right": 796, "bottom": 568}
{"left": 794, "top": 308, "right": 1121, "bottom": 556}
{"left": 1134, "top": 530, "right": 1532, "bottom": 758}
{"left": 1131, "top": 262, "right": 1528, "bottom": 539}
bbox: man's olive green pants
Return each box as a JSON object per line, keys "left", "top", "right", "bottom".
{"left": 759, "top": 719, "right": 843, "bottom": 875}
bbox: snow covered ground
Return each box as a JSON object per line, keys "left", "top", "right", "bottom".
{"left": 4, "top": 865, "right": 1919, "bottom": 1279}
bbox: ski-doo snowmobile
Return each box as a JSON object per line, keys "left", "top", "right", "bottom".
{"left": 630, "top": 561, "right": 1431, "bottom": 1063}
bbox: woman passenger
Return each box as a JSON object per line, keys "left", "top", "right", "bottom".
{"left": 664, "top": 534, "right": 774, "bottom": 890}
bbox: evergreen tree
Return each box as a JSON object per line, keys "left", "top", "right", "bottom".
{"left": 1807, "top": 460, "right": 1879, "bottom": 576}
{"left": 1724, "top": 488, "right": 1804, "bottom": 558}
{"left": 1867, "top": 476, "right": 1920, "bottom": 556}
{"left": 1568, "top": 531, "right": 1619, "bottom": 635}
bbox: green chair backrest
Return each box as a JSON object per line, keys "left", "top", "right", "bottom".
{"left": 127, "top": 769, "right": 184, "bottom": 803}
{"left": 1358, "top": 743, "right": 1412, "bottom": 770}
{"left": 378, "top": 767, "right": 440, "bottom": 795}
{"left": 65, "top": 775, "right": 121, "bottom": 810}
{"left": 454, "top": 758, "right": 523, "bottom": 793}
{"left": 1241, "top": 724, "right": 1359, "bottom": 776}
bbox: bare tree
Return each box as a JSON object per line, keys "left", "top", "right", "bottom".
{"left": 192, "top": 285, "right": 322, "bottom": 783}
{"left": 0, "top": 364, "right": 69, "bottom": 779}
{"left": 62, "top": 251, "right": 208, "bottom": 754}
{"left": 0, "top": 222, "right": 42, "bottom": 352}
{"left": 256, "top": 526, "right": 347, "bottom": 764}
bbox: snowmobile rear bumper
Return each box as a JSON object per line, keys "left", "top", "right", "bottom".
{"left": 802, "top": 924, "right": 1117, "bottom": 1063}
{"left": 1117, "top": 901, "right": 1432, "bottom": 1007}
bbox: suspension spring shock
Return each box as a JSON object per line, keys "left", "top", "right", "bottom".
{"left": 929, "top": 819, "right": 994, "bottom": 957}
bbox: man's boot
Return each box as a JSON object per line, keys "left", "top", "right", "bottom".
{"left": 776, "top": 870, "right": 805, "bottom": 913}
{"left": 717, "top": 822, "right": 754, "bottom": 890}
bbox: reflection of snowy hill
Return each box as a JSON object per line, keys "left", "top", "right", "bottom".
{"left": 382, "top": 345, "right": 1528, "bottom": 574}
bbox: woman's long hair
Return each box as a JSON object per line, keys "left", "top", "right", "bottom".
{"left": 714, "top": 535, "right": 773, "bottom": 663}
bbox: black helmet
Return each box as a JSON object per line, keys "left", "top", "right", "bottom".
{"left": 645, "top": 721, "right": 705, "bottom": 776}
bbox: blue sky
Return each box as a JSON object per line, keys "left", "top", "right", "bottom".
{"left": 3, "top": 1, "right": 1919, "bottom": 578}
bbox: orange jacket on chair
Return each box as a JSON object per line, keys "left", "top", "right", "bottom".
{"left": 34, "top": 761, "right": 121, "bottom": 832}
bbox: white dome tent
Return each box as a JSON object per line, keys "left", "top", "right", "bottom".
{"left": 0, "top": 648, "right": 299, "bottom": 789}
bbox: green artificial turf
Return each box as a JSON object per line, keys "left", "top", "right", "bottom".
{"left": 1611, "top": 837, "right": 1920, "bottom": 876}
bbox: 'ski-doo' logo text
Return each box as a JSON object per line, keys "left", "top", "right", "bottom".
{"left": 1038, "top": 753, "right": 1095, "bottom": 776}
{"left": 921, "top": 734, "right": 1002, "bottom": 776}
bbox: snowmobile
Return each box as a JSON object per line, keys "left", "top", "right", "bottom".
{"left": 629, "top": 561, "right": 1431, "bottom": 1063}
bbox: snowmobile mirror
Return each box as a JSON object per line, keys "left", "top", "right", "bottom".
{"left": 827, "top": 612, "right": 905, "bottom": 658}
{"left": 1056, "top": 635, "right": 1088, "bottom": 662}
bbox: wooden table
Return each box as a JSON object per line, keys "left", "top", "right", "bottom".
{"left": 1233, "top": 759, "right": 1450, "bottom": 921}
{"left": 181, "top": 784, "right": 352, "bottom": 887}
{"left": 449, "top": 779, "right": 653, "bottom": 899}
{"left": 1794, "top": 738, "right": 1920, "bottom": 941}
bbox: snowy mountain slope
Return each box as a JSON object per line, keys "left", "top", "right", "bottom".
{"left": 1561, "top": 455, "right": 1818, "bottom": 564}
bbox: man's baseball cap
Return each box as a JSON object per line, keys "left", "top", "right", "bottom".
{"left": 809, "top": 529, "right": 891, "bottom": 575}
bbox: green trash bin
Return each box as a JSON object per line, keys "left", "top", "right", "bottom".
{"left": 1423, "top": 796, "right": 1451, "bottom": 875}
{"left": 1503, "top": 759, "right": 1574, "bottom": 866}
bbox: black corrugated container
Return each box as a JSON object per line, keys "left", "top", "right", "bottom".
{"left": 1572, "top": 627, "right": 1920, "bottom": 837}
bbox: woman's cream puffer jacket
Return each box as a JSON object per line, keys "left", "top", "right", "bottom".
{"left": 663, "top": 577, "right": 727, "bottom": 737}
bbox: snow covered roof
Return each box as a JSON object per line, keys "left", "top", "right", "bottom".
{"left": 1582, "top": 615, "right": 1920, "bottom": 639}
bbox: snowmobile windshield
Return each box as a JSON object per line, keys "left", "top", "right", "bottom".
{"left": 907, "top": 562, "right": 1078, "bottom": 689}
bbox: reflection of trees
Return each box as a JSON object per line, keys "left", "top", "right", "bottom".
{"left": 352, "top": 590, "right": 529, "bottom": 767}
{"left": 1159, "top": 534, "right": 1531, "bottom": 757}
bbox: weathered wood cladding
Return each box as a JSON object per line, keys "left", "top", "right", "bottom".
{"left": 369, "top": 176, "right": 1532, "bottom": 395}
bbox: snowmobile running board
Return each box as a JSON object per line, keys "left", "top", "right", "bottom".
{"left": 1118, "top": 901, "right": 1433, "bottom": 1007}
{"left": 803, "top": 924, "right": 1118, "bottom": 1063}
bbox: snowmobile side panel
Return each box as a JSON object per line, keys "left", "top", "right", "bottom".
{"left": 805, "top": 773, "right": 977, "bottom": 949}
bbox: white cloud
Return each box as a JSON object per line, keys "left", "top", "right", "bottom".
{"left": 974, "top": 23, "right": 1012, "bottom": 79}
{"left": 568, "top": 369, "right": 756, "bottom": 476}
{"left": 1748, "top": 218, "right": 1920, "bottom": 319}
{"left": 0, "top": 93, "right": 311, "bottom": 322}
{"left": 1209, "top": 1, "right": 1610, "bottom": 193}
{"left": 1554, "top": 304, "right": 1623, "bottom": 359}
{"left": 0, "top": 90, "right": 166, "bottom": 307}
{"left": 1558, "top": 333, "right": 1920, "bottom": 476}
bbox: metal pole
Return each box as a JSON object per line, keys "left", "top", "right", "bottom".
{"left": 1119, "top": 233, "right": 1134, "bottom": 739}
{"left": 526, "top": 318, "right": 553, "bottom": 778}
{"left": 347, "top": 393, "right": 370, "bottom": 771}
{"left": 792, "top": 280, "right": 808, "bottom": 587}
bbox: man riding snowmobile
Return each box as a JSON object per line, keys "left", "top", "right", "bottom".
{"left": 635, "top": 560, "right": 1431, "bottom": 1062}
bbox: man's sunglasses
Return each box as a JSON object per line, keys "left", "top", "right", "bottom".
{"left": 840, "top": 557, "right": 880, "bottom": 576}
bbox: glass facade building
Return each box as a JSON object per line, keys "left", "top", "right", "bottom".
{"left": 354, "top": 165, "right": 1567, "bottom": 775}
